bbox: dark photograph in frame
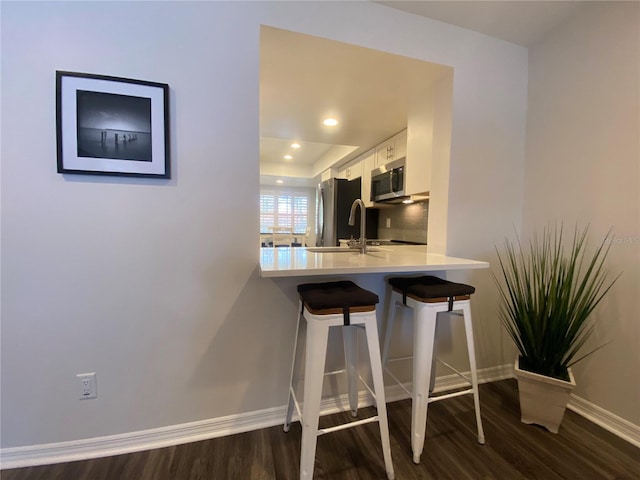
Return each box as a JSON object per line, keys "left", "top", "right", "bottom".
{"left": 56, "top": 71, "right": 170, "bottom": 178}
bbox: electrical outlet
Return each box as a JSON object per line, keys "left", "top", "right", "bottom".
{"left": 386, "top": 218, "right": 391, "bottom": 228}
{"left": 77, "top": 373, "right": 97, "bottom": 399}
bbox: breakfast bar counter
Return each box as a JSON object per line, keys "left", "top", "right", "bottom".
{"left": 259, "top": 245, "right": 489, "bottom": 277}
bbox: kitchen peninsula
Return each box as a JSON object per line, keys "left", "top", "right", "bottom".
{"left": 259, "top": 245, "right": 488, "bottom": 277}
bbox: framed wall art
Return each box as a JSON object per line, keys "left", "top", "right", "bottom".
{"left": 56, "top": 71, "right": 170, "bottom": 178}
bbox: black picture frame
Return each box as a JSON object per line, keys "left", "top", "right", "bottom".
{"left": 56, "top": 71, "right": 170, "bottom": 178}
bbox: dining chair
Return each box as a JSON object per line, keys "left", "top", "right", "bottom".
{"left": 272, "top": 226, "right": 294, "bottom": 247}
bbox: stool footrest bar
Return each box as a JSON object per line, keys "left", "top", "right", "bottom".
{"left": 385, "top": 355, "right": 413, "bottom": 364}
{"left": 383, "top": 366, "right": 412, "bottom": 397}
{"left": 427, "top": 388, "right": 473, "bottom": 404}
{"left": 324, "top": 368, "right": 347, "bottom": 377}
{"left": 358, "top": 373, "right": 377, "bottom": 404}
{"left": 290, "top": 387, "right": 302, "bottom": 421}
{"left": 318, "top": 415, "right": 380, "bottom": 435}
{"left": 438, "top": 359, "right": 471, "bottom": 385}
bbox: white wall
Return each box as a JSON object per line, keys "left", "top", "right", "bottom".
{"left": 1, "top": 1, "right": 527, "bottom": 449}
{"left": 523, "top": 1, "right": 640, "bottom": 424}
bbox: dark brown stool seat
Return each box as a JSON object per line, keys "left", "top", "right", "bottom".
{"left": 388, "top": 275, "right": 475, "bottom": 307}
{"left": 297, "top": 280, "right": 378, "bottom": 322}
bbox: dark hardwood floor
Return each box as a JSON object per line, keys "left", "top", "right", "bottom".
{"left": 3, "top": 380, "right": 639, "bottom": 479}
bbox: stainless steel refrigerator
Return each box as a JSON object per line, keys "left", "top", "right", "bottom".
{"left": 316, "top": 177, "right": 378, "bottom": 247}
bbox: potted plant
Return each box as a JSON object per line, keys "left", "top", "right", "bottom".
{"left": 494, "top": 224, "right": 619, "bottom": 433}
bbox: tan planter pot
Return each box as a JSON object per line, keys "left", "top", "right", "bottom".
{"left": 513, "top": 358, "right": 576, "bottom": 433}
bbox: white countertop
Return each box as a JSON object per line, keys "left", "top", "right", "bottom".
{"left": 259, "top": 245, "right": 489, "bottom": 278}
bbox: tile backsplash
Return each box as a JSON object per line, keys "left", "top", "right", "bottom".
{"left": 376, "top": 201, "right": 429, "bottom": 243}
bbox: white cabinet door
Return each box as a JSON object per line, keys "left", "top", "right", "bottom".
{"left": 374, "top": 139, "right": 393, "bottom": 167}
{"left": 336, "top": 165, "right": 349, "bottom": 179}
{"left": 347, "top": 158, "right": 362, "bottom": 180}
{"left": 361, "top": 151, "right": 375, "bottom": 207}
{"left": 338, "top": 157, "right": 362, "bottom": 180}
{"left": 392, "top": 130, "right": 407, "bottom": 160}
{"left": 374, "top": 130, "right": 407, "bottom": 167}
{"left": 405, "top": 106, "right": 433, "bottom": 196}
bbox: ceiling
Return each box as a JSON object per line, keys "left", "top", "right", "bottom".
{"left": 259, "top": 26, "right": 449, "bottom": 184}
{"left": 377, "top": 1, "right": 585, "bottom": 47}
{"left": 259, "top": 2, "right": 585, "bottom": 185}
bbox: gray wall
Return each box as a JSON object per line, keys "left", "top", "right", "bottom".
{"left": 523, "top": 1, "right": 640, "bottom": 425}
{"left": 2, "top": 0, "right": 530, "bottom": 449}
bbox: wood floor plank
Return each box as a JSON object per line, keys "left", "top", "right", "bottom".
{"left": 2, "top": 380, "right": 638, "bottom": 479}
{"left": 270, "top": 422, "right": 302, "bottom": 479}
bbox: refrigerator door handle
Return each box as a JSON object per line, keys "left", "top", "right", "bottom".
{"left": 317, "top": 185, "right": 324, "bottom": 246}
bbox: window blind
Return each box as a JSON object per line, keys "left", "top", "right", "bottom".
{"left": 260, "top": 187, "right": 311, "bottom": 234}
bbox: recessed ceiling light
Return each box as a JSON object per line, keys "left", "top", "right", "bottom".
{"left": 276, "top": 179, "right": 284, "bottom": 184}
{"left": 291, "top": 143, "right": 301, "bottom": 149}
{"left": 323, "top": 118, "right": 338, "bottom": 127}
{"left": 284, "top": 154, "right": 293, "bottom": 160}
{"left": 402, "top": 199, "right": 414, "bottom": 204}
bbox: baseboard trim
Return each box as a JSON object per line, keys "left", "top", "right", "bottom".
{"left": 2, "top": 364, "right": 637, "bottom": 469}
{"left": 568, "top": 394, "right": 640, "bottom": 448}
{"left": 0, "top": 403, "right": 288, "bottom": 470}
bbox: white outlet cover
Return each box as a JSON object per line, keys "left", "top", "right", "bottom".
{"left": 77, "top": 372, "right": 97, "bottom": 399}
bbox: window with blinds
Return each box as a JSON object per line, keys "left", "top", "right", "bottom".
{"left": 260, "top": 187, "right": 311, "bottom": 234}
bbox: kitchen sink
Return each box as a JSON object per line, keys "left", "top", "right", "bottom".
{"left": 305, "top": 247, "right": 384, "bottom": 253}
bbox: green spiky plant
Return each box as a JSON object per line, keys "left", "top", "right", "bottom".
{"left": 494, "top": 224, "right": 619, "bottom": 382}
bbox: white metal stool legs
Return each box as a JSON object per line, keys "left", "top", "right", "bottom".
{"left": 411, "top": 301, "right": 437, "bottom": 464}
{"left": 285, "top": 306, "right": 395, "bottom": 480}
{"left": 461, "top": 301, "right": 485, "bottom": 445}
{"left": 284, "top": 302, "right": 303, "bottom": 433}
{"left": 382, "top": 290, "right": 438, "bottom": 395}
{"left": 363, "top": 317, "right": 395, "bottom": 478}
{"left": 383, "top": 293, "right": 485, "bottom": 464}
{"left": 300, "top": 317, "right": 329, "bottom": 479}
{"left": 380, "top": 290, "right": 399, "bottom": 373}
{"left": 343, "top": 326, "right": 359, "bottom": 417}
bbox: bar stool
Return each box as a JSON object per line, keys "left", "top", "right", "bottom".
{"left": 284, "top": 280, "right": 394, "bottom": 480}
{"left": 381, "top": 275, "right": 485, "bottom": 464}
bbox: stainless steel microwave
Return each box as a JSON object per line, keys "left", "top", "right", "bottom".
{"left": 370, "top": 157, "right": 406, "bottom": 202}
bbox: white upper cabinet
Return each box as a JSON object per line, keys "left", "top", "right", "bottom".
{"left": 337, "top": 156, "right": 363, "bottom": 181}
{"left": 404, "top": 122, "right": 430, "bottom": 197}
{"left": 361, "top": 150, "right": 376, "bottom": 207}
{"left": 392, "top": 129, "right": 407, "bottom": 161}
{"left": 403, "top": 72, "right": 453, "bottom": 198}
{"left": 374, "top": 130, "right": 407, "bottom": 168}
